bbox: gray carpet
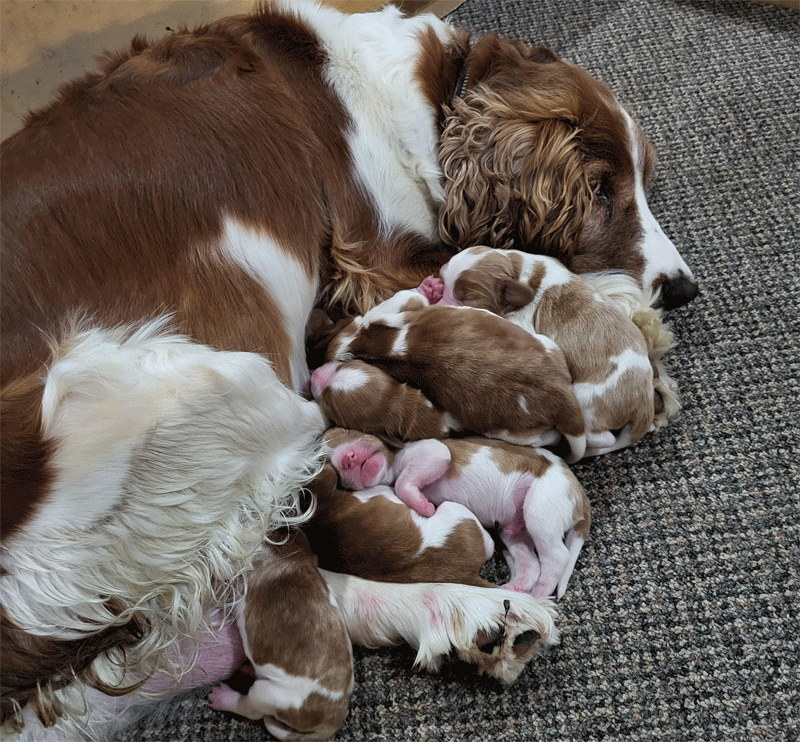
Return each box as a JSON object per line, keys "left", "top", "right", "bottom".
{"left": 118, "top": 1, "right": 800, "bottom": 740}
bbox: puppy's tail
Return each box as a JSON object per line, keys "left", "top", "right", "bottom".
{"left": 557, "top": 391, "right": 587, "bottom": 463}
{"left": 556, "top": 527, "right": 587, "bottom": 600}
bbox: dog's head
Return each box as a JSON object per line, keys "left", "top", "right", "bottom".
{"left": 439, "top": 36, "right": 697, "bottom": 309}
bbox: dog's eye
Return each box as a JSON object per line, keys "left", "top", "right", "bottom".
{"left": 590, "top": 179, "right": 613, "bottom": 213}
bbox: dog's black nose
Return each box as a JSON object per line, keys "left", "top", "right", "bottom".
{"left": 659, "top": 275, "right": 699, "bottom": 310}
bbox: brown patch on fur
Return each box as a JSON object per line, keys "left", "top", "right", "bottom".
{"left": 332, "top": 303, "right": 584, "bottom": 441}
{"left": 534, "top": 278, "right": 654, "bottom": 441}
{"left": 316, "top": 361, "right": 452, "bottom": 442}
{"left": 0, "top": 602, "right": 147, "bottom": 730}
{"left": 441, "top": 437, "right": 552, "bottom": 479}
{"left": 0, "top": 376, "right": 53, "bottom": 540}
{"left": 302, "top": 478, "right": 492, "bottom": 588}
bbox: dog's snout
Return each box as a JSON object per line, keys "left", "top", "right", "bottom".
{"left": 659, "top": 275, "right": 699, "bottom": 310}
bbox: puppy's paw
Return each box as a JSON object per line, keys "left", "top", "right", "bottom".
{"left": 209, "top": 683, "right": 240, "bottom": 713}
{"left": 418, "top": 275, "right": 444, "bottom": 303}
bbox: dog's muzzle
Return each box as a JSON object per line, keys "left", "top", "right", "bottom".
{"left": 659, "top": 275, "right": 699, "bottom": 310}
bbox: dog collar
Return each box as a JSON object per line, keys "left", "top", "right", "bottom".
{"left": 452, "top": 61, "right": 471, "bottom": 101}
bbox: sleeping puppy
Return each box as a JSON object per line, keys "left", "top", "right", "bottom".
{"left": 325, "top": 430, "right": 590, "bottom": 600}
{"left": 302, "top": 459, "right": 494, "bottom": 587}
{"left": 327, "top": 280, "right": 587, "bottom": 463}
{"left": 438, "top": 247, "right": 657, "bottom": 456}
{"left": 208, "top": 531, "right": 353, "bottom": 742}
{"left": 310, "top": 360, "right": 460, "bottom": 443}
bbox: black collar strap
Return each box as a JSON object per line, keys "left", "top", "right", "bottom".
{"left": 452, "top": 60, "right": 471, "bottom": 101}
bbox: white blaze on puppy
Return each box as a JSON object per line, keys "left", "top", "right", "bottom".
{"left": 326, "top": 430, "right": 590, "bottom": 600}
{"left": 438, "top": 247, "right": 663, "bottom": 457}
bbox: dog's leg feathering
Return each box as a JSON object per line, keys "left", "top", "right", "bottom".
{"left": 320, "top": 571, "right": 558, "bottom": 685}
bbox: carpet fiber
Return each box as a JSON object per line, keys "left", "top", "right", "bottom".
{"left": 119, "top": 1, "right": 799, "bottom": 739}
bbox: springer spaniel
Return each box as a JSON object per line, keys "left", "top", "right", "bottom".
{"left": 325, "top": 283, "right": 588, "bottom": 462}
{"left": 325, "top": 430, "right": 590, "bottom": 600}
{"left": 0, "top": 1, "right": 694, "bottom": 739}
{"left": 437, "top": 247, "right": 664, "bottom": 456}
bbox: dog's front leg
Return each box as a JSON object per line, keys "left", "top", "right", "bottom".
{"left": 320, "top": 571, "right": 559, "bottom": 686}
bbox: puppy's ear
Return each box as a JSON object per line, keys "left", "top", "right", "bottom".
{"left": 498, "top": 279, "right": 534, "bottom": 313}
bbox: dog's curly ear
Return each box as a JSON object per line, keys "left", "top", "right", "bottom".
{"left": 439, "top": 88, "right": 591, "bottom": 259}
{"left": 438, "top": 96, "right": 517, "bottom": 250}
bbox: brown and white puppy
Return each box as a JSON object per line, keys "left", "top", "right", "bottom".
{"left": 326, "top": 430, "right": 590, "bottom": 600}
{"left": 439, "top": 247, "right": 658, "bottom": 456}
{"left": 209, "top": 531, "right": 353, "bottom": 742}
{"left": 327, "top": 282, "right": 587, "bottom": 462}
{"left": 303, "top": 459, "right": 494, "bottom": 587}
{"left": 310, "top": 360, "right": 459, "bottom": 443}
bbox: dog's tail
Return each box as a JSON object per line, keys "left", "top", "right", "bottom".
{"left": 556, "top": 390, "right": 587, "bottom": 463}
{"left": 556, "top": 504, "right": 591, "bottom": 600}
{"left": 555, "top": 528, "right": 586, "bottom": 600}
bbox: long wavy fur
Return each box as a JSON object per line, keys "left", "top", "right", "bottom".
{"left": 438, "top": 83, "right": 592, "bottom": 257}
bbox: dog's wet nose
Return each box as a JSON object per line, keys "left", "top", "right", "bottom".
{"left": 659, "top": 275, "right": 699, "bottom": 310}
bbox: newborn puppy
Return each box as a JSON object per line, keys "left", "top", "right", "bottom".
{"left": 303, "top": 459, "right": 494, "bottom": 587}
{"left": 310, "top": 359, "right": 460, "bottom": 442}
{"left": 327, "top": 280, "right": 587, "bottom": 462}
{"left": 439, "top": 247, "right": 656, "bottom": 457}
{"left": 208, "top": 532, "right": 353, "bottom": 741}
{"left": 326, "top": 430, "right": 590, "bottom": 600}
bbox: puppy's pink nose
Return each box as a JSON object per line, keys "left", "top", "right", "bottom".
{"left": 340, "top": 449, "right": 358, "bottom": 470}
{"left": 310, "top": 362, "right": 339, "bottom": 398}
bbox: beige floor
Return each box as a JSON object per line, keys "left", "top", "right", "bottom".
{"left": 0, "top": 0, "right": 465, "bottom": 139}
{"left": 1, "top": 1, "right": 258, "bottom": 137}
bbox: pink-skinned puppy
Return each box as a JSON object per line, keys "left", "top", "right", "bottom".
{"left": 326, "top": 429, "right": 590, "bottom": 600}
{"left": 208, "top": 531, "right": 353, "bottom": 742}
{"left": 438, "top": 247, "right": 657, "bottom": 457}
{"left": 303, "top": 459, "right": 494, "bottom": 587}
{"left": 327, "top": 278, "right": 587, "bottom": 462}
{"left": 311, "top": 359, "right": 460, "bottom": 442}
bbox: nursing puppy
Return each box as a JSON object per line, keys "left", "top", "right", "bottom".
{"left": 310, "top": 360, "right": 460, "bottom": 443}
{"left": 208, "top": 531, "right": 353, "bottom": 742}
{"left": 303, "top": 459, "right": 494, "bottom": 586}
{"left": 327, "top": 281, "right": 587, "bottom": 462}
{"left": 326, "top": 430, "right": 590, "bottom": 599}
{"left": 439, "top": 247, "right": 656, "bottom": 456}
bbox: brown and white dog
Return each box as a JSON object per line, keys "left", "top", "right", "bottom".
{"left": 208, "top": 531, "right": 354, "bottom": 742}
{"left": 438, "top": 247, "right": 663, "bottom": 456}
{"left": 1, "top": 0, "right": 692, "bottom": 738}
{"left": 326, "top": 430, "right": 590, "bottom": 600}
{"left": 303, "top": 458, "right": 494, "bottom": 587}
{"left": 326, "top": 282, "right": 588, "bottom": 462}
{"left": 310, "top": 360, "right": 460, "bottom": 443}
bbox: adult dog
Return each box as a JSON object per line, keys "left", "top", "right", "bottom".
{"left": 1, "top": 1, "right": 696, "bottom": 739}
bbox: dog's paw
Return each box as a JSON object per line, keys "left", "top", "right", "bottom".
{"left": 460, "top": 593, "right": 558, "bottom": 685}
{"left": 413, "top": 586, "right": 558, "bottom": 685}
